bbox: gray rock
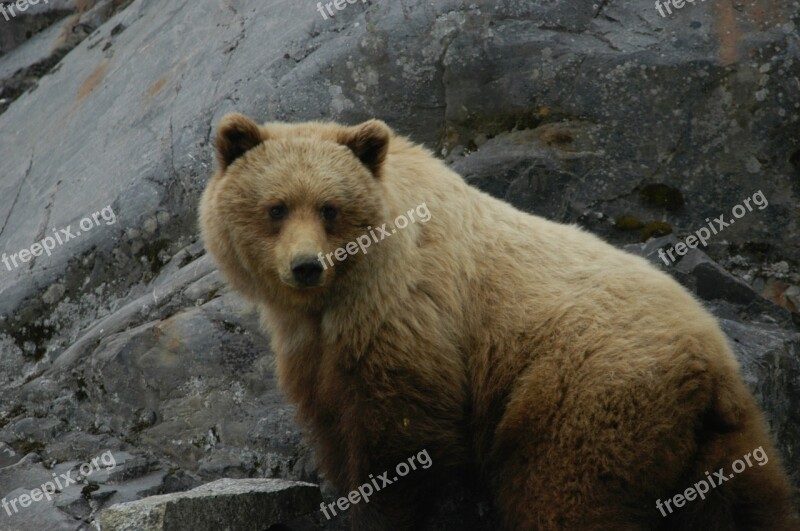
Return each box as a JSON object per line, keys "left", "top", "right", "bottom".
{"left": 0, "top": 443, "right": 19, "bottom": 469}
{"left": 0, "top": 453, "right": 77, "bottom": 531}
{"left": 99, "top": 478, "right": 321, "bottom": 531}
{"left": 0, "top": 0, "right": 74, "bottom": 56}
{"left": 721, "top": 318, "right": 800, "bottom": 491}
{"left": 53, "top": 482, "right": 111, "bottom": 520}
{"left": 0, "top": 0, "right": 132, "bottom": 115}
{"left": 0, "top": 453, "right": 50, "bottom": 500}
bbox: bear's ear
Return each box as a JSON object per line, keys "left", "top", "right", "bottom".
{"left": 339, "top": 119, "right": 391, "bottom": 178}
{"left": 215, "top": 113, "right": 265, "bottom": 171}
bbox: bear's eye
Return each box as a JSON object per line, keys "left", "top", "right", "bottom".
{"left": 269, "top": 205, "right": 288, "bottom": 220}
{"left": 321, "top": 205, "right": 338, "bottom": 222}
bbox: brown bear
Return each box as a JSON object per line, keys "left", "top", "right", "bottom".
{"left": 199, "top": 113, "right": 800, "bottom": 531}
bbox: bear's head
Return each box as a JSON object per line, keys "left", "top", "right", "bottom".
{"left": 199, "top": 113, "right": 392, "bottom": 309}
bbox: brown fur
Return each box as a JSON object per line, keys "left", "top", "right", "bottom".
{"left": 199, "top": 114, "right": 800, "bottom": 530}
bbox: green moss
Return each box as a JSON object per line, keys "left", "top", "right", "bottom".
{"left": 614, "top": 216, "right": 644, "bottom": 230}
{"left": 640, "top": 221, "right": 673, "bottom": 241}
{"left": 440, "top": 108, "right": 546, "bottom": 152}
{"left": 16, "top": 439, "right": 45, "bottom": 455}
{"left": 0, "top": 404, "right": 26, "bottom": 429}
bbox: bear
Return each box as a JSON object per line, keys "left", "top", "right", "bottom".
{"left": 199, "top": 113, "right": 800, "bottom": 531}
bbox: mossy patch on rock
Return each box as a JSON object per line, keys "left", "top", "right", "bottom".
{"left": 542, "top": 127, "right": 574, "bottom": 147}
{"left": 614, "top": 216, "right": 645, "bottom": 230}
{"left": 15, "top": 439, "right": 45, "bottom": 455}
{"left": 0, "top": 404, "right": 26, "bottom": 429}
{"left": 640, "top": 221, "right": 673, "bottom": 241}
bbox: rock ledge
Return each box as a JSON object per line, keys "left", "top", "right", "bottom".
{"left": 99, "top": 478, "right": 321, "bottom": 531}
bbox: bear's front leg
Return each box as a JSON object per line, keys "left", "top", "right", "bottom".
{"left": 345, "top": 468, "right": 433, "bottom": 531}
{"left": 314, "top": 356, "right": 470, "bottom": 530}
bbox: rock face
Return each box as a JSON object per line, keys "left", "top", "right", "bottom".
{"left": 0, "top": 0, "right": 798, "bottom": 529}
{"left": 0, "top": 0, "right": 132, "bottom": 115}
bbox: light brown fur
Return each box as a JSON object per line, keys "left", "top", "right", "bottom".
{"left": 199, "top": 114, "right": 799, "bottom": 530}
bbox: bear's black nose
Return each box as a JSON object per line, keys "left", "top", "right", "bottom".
{"left": 291, "top": 257, "right": 323, "bottom": 286}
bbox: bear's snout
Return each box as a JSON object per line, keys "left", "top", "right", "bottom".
{"left": 291, "top": 256, "right": 324, "bottom": 287}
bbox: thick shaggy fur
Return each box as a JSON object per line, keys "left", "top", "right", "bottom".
{"left": 199, "top": 114, "right": 799, "bottom": 530}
